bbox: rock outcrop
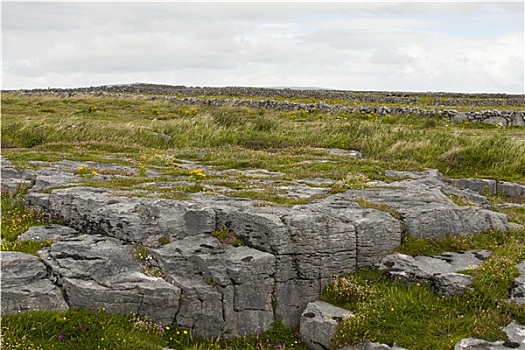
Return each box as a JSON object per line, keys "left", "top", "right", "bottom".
{"left": 0, "top": 160, "right": 519, "bottom": 340}
{"left": 1, "top": 251, "right": 68, "bottom": 314}
{"left": 300, "top": 300, "right": 354, "bottom": 350}
{"left": 378, "top": 250, "right": 491, "bottom": 296}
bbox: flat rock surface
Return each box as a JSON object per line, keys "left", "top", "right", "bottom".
{"left": 379, "top": 250, "right": 491, "bottom": 296}
{"left": 17, "top": 224, "right": 78, "bottom": 241}
{"left": 1, "top": 251, "right": 68, "bottom": 314}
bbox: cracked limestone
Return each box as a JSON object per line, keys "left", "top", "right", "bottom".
{"left": 2, "top": 163, "right": 519, "bottom": 338}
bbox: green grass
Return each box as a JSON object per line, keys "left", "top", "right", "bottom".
{"left": 324, "top": 209, "right": 525, "bottom": 349}
{"left": 0, "top": 308, "right": 307, "bottom": 350}
{"left": 2, "top": 93, "right": 524, "bottom": 185}
{"left": 2, "top": 91, "right": 525, "bottom": 349}
{"left": 0, "top": 190, "right": 62, "bottom": 255}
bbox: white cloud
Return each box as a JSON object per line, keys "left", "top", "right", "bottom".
{"left": 2, "top": 2, "right": 523, "bottom": 93}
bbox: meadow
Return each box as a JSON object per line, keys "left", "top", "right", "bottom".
{"left": 1, "top": 90, "right": 525, "bottom": 349}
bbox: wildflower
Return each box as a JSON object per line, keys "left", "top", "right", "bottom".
{"left": 183, "top": 330, "right": 188, "bottom": 335}
{"left": 78, "top": 324, "right": 83, "bottom": 330}
{"left": 165, "top": 326, "right": 170, "bottom": 330}
{"left": 57, "top": 334, "right": 64, "bottom": 340}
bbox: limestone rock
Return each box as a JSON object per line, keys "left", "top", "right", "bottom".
{"left": 28, "top": 187, "right": 217, "bottom": 245}
{"left": 1, "top": 167, "right": 35, "bottom": 194}
{"left": 300, "top": 300, "right": 354, "bottom": 350}
{"left": 316, "top": 148, "right": 363, "bottom": 159}
{"left": 17, "top": 224, "right": 78, "bottom": 242}
{"left": 379, "top": 250, "right": 491, "bottom": 296}
{"left": 39, "top": 235, "right": 181, "bottom": 325}
{"left": 151, "top": 234, "right": 275, "bottom": 337}
{"left": 510, "top": 261, "right": 525, "bottom": 303}
{"left": 1, "top": 251, "right": 68, "bottom": 314}
{"left": 341, "top": 172, "right": 509, "bottom": 238}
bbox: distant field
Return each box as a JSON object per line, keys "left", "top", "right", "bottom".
{"left": 2, "top": 87, "right": 524, "bottom": 186}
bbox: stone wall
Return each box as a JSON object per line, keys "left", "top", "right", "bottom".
{"left": 10, "top": 84, "right": 525, "bottom": 127}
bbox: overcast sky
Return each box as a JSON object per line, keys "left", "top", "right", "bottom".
{"left": 2, "top": 1, "right": 524, "bottom": 93}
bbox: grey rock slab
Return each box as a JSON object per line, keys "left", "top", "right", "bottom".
{"left": 297, "top": 178, "right": 337, "bottom": 187}
{"left": 152, "top": 235, "right": 275, "bottom": 336}
{"left": 451, "top": 113, "right": 469, "bottom": 123}
{"left": 300, "top": 300, "right": 354, "bottom": 350}
{"left": 1, "top": 251, "right": 68, "bottom": 314}
{"left": 17, "top": 224, "right": 78, "bottom": 242}
{"left": 379, "top": 250, "right": 491, "bottom": 296}
{"left": 315, "top": 148, "right": 363, "bottom": 159}
{"left": 274, "top": 185, "right": 331, "bottom": 199}
{"left": 497, "top": 181, "right": 525, "bottom": 199}
{"left": 340, "top": 174, "right": 509, "bottom": 238}
{"left": 454, "top": 337, "right": 522, "bottom": 350}
{"left": 1, "top": 167, "right": 35, "bottom": 194}
{"left": 510, "top": 113, "right": 525, "bottom": 127}
{"left": 483, "top": 116, "right": 508, "bottom": 126}
{"left": 447, "top": 178, "right": 497, "bottom": 196}
{"left": 448, "top": 178, "right": 525, "bottom": 199}
{"left": 40, "top": 235, "right": 180, "bottom": 325}
{"left": 511, "top": 261, "right": 525, "bottom": 303}
{"left": 27, "top": 187, "right": 217, "bottom": 245}
{"left": 503, "top": 321, "right": 525, "bottom": 347}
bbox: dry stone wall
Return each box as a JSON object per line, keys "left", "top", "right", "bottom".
{"left": 10, "top": 84, "right": 525, "bottom": 127}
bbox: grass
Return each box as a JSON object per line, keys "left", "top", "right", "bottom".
{"left": 2, "top": 93, "right": 525, "bottom": 185}
{"left": 1, "top": 90, "right": 525, "bottom": 349}
{"left": 323, "top": 210, "right": 525, "bottom": 349}
{"left": 0, "top": 189, "right": 62, "bottom": 255}
{"left": 211, "top": 227, "right": 244, "bottom": 247}
{"left": 355, "top": 197, "right": 402, "bottom": 220}
{"left": 0, "top": 308, "right": 307, "bottom": 350}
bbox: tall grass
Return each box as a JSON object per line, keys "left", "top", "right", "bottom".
{"left": 3, "top": 94, "right": 525, "bottom": 182}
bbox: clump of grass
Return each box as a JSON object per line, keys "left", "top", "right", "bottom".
{"left": 331, "top": 173, "right": 371, "bottom": 193}
{"left": 1, "top": 308, "right": 307, "bottom": 350}
{"left": 133, "top": 246, "right": 152, "bottom": 264}
{"left": 158, "top": 236, "right": 170, "bottom": 245}
{"left": 398, "top": 229, "right": 525, "bottom": 257}
{"left": 321, "top": 274, "right": 378, "bottom": 311}
{"left": 1, "top": 240, "right": 53, "bottom": 256}
{"left": 448, "top": 194, "right": 477, "bottom": 206}
{"left": 1, "top": 308, "right": 166, "bottom": 350}
{"left": 1, "top": 189, "right": 61, "bottom": 254}
{"left": 211, "top": 227, "right": 243, "bottom": 247}
{"left": 355, "top": 197, "right": 401, "bottom": 220}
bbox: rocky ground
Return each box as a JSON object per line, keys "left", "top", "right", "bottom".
{"left": 2, "top": 152, "right": 525, "bottom": 349}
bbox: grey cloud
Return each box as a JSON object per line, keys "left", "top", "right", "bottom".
{"left": 2, "top": 2, "right": 523, "bottom": 93}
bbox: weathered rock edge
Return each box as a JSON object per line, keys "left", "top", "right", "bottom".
{"left": 1, "top": 166, "right": 514, "bottom": 339}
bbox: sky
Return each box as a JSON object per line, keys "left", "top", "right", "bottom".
{"left": 2, "top": 1, "right": 524, "bottom": 93}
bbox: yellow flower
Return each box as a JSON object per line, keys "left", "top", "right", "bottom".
{"left": 183, "top": 330, "right": 188, "bottom": 335}
{"left": 165, "top": 326, "right": 170, "bottom": 330}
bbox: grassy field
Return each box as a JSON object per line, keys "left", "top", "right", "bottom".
{"left": 1, "top": 90, "right": 525, "bottom": 349}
